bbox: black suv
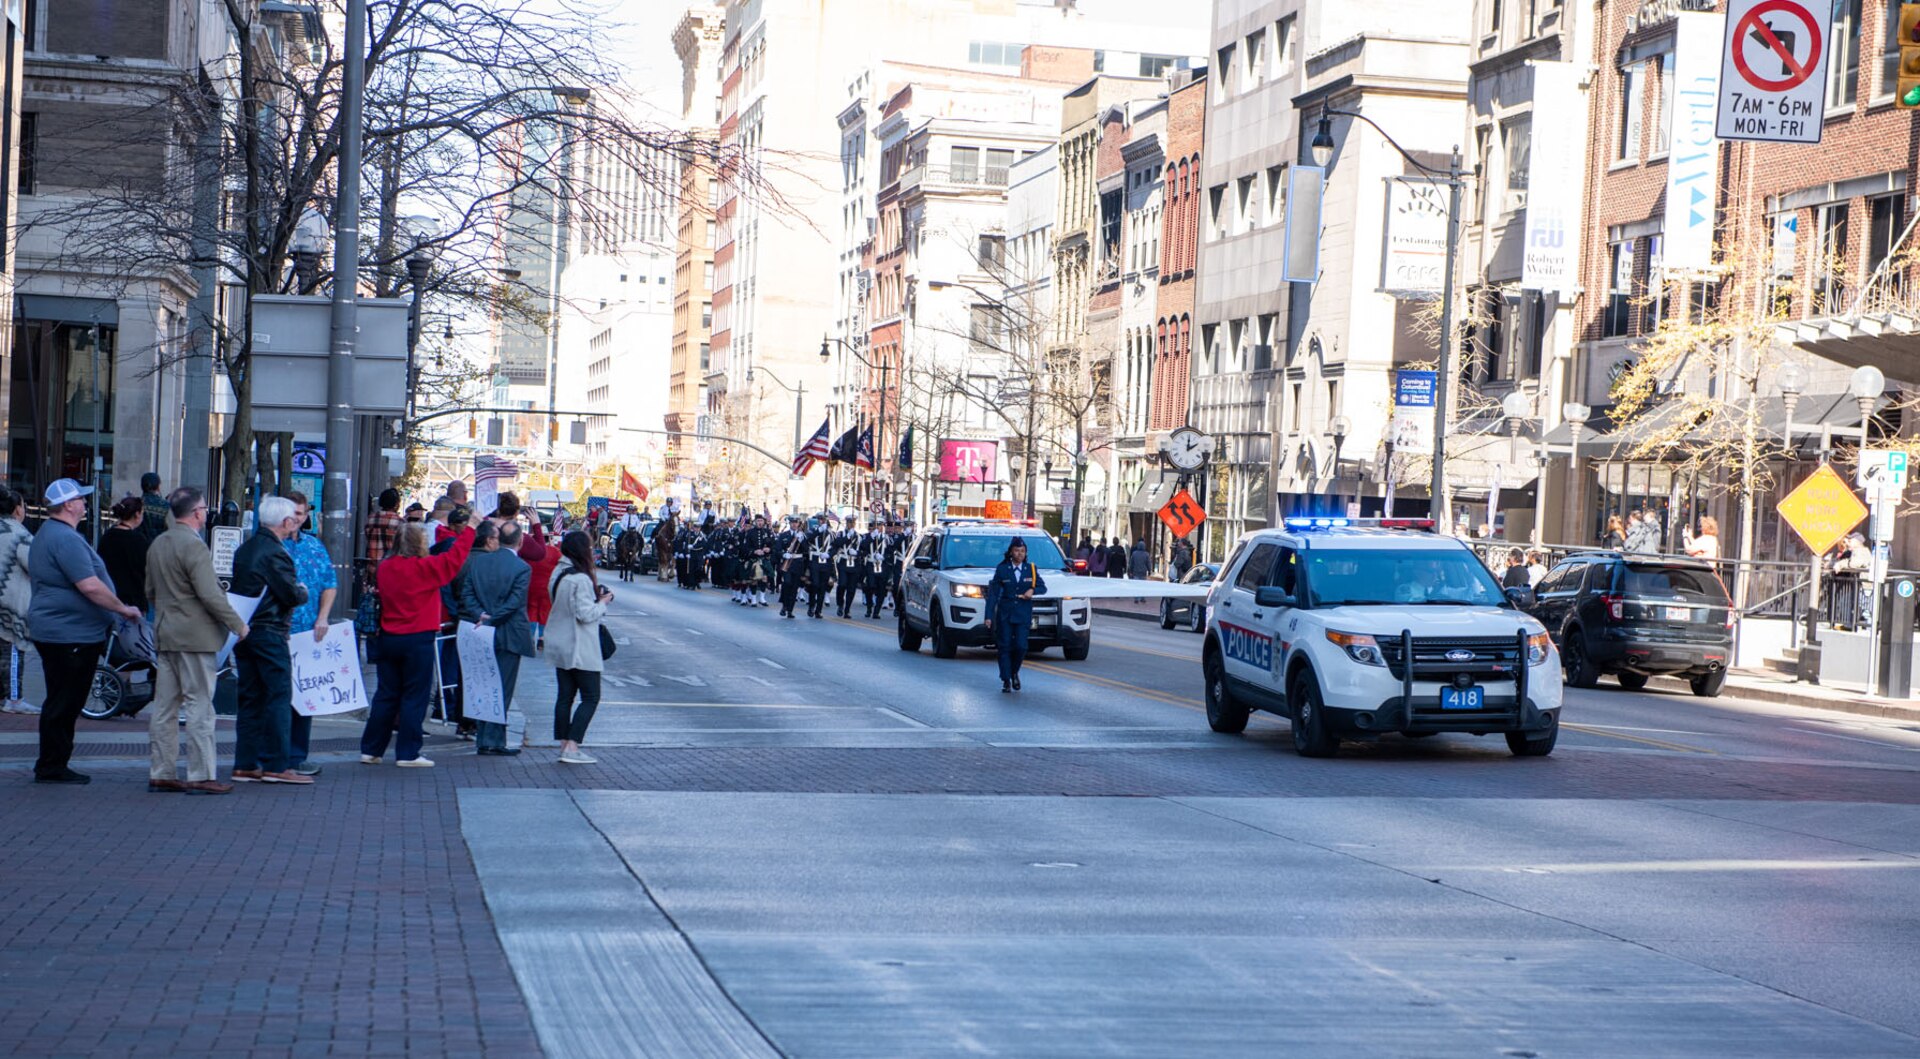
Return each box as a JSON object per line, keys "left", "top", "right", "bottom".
{"left": 1526, "top": 553, "right": 1734, "bottom": 696}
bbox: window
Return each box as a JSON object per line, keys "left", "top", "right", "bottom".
{"left": 702, "top": 302, "right": 712, "bottom": 329}
{"left": 1201, "top": 323, "right": 1219, "bottom": 371}
{"left": 1265, "top": 165, "right": 1285, "bottom": 225}
{"left": 1289, "top": 382, "right": 1303, "bottom": 430}
{"left": 1139, "top": 55, "right": 1177, "bottom": 78}
{"left": 703, "top": 261, "right": 714, "bottom": 289}
{"left": 1605, "top": 241, "right": 1634, "bottom": 337}
{"left": 1767, "top": 210, "right": 1799, "bottom": 317}
{"left": 699, "top": 342, "right": 710, "bottom": 371}
{"left": 17, "top": 112, "right": 33, "bottom": 195}
{"left": 1617, "top": 64, "right": 1644, "bottom": 161}
{"left": 1653, "top": 54, "right": 1673, "bottom": 154}
{"left": 969, "top": 305, "right": 1000, "bottom": 353}
{"left": 1688, "top": 279, "right": 1721, "bottom": 324}
{"left": 1830, "top": 0, "right": 1862, "bottom": 108}
{"left": 977, "top": 234, "right": 1005, "bottom": 269}
{"left": 1234, "top": 543, "right": 1278, "bottom": 591}
{"left": 1208, "top": 184, "right": 1227, "bottom": 239}
{"left": 1814, "top": 202, "right": 1849, "bottom": 313}
{"left": 985, "top": 148, "right": 1014, "bottom": 186}
{"left": 1487, "top": 0, "right": 1504, "bottom": 35}
{"left": 1647, "top": 234, "right": 1667, "bottom": 327}
{"left": 1215, "top": 44, "right": 1236, "bottom": 100}
{"left": 1503, "top": 117, "right": 1531, "bottom": 211}
{"left": 1236, "top": 175, "right": 1255, "bottom": 232}
{"left": 1868, "top": 193, "right": 1906, "bottom": 296}
{"left": 949, "top": 146, "right": 979, "bottom": 183}
{"left": 1275, "top": 15, "right": 1298, "bottom": 76}
{"left": 1882, "top": 0, "right": 1904, "bottom": 98}
{"left": 1243, "top": 28, "right": 1266, "bottom": 90}
{"left": 1255, "top": 314, "right": 1277, "bottom": 370}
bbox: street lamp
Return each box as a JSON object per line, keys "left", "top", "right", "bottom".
{"left": 401, "top": 212, "right": 441, "bottom": 425}
{"left": 1313, "top": 105, "right": 1465, "bottom": 526}
{"left": 1850, "top": 364, "right": 1885, "bottom": 453}
{"left": 1778, "top": 360, "right": 1809, "bottom": 451}
{"left": 746, "top": 363, "right": 807, "bottom": 459}
{"left": 822, "top": 334, "right": 890, "bottom": 503}
{"left": 1324, "top": 415, "right": 1350, "bottom": 505}
{"left": 289, "top": 208, "right": 328, "bottom": 290}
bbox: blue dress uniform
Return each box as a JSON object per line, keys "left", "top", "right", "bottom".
{"left": 805, "top": 527, "right": 835, "bottom": 618}
{"left": 775, "top": 523, "right": 806, "bottom": 618}
{"left": 831, "top": 528, "right": 863, "bottom": 618}
{"left": 985, "top": 558, "right": 1047, "bottom": 690}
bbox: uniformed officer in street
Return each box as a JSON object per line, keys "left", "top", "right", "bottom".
{"left": 858, "top": 519, "right": 892, "bottom": 619}
{"left": 772, "top": 516, "right": 805, "bottom": 618}
{"left": 832, "top": 519, "right": 863, "bottom": 618}
{"left": 805, "top": 514, "right": 836, "bottom": 619}
{"left": 882, "top": 518, "right": 911, "bottom": 612}
{"left": 676, "top": 518, "right": 707, "bottom": 589}
{"left": 740, "top": 514, "right": 773, "bottom": 606}
{"left": 704, "top": 516, "right": 733, "bottom": 591}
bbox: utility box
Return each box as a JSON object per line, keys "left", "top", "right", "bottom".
{"left": 248, "top": 295, "right": 413, "bottom": 433}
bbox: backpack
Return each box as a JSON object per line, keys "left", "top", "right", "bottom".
{"left": 0, "top": 524, "right": 31, "bottom": 643}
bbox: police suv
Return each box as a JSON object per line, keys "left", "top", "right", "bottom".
{"left": 1202, "top": 518, "right": 1562, "bottom": 757}
{"left": 896, "top": 519, "right": 1093, "bottom": 661}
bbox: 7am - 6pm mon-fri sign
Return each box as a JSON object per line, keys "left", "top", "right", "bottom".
{"left": 1715, "top": 0, "right": 1831, "bottom": 143}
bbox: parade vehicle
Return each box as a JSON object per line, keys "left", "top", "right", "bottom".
{"left": 897, "top": 519, "right": 1093, "bottom": 661}
{"left": 1201, "top": 517, "right": 1563, "bottom": 757}
{"left": 1523, "top": 552, "right": 1733, "bottom": 697}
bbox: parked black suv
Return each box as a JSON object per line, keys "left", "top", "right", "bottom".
{"left": 1526, "top": 553, "right": 1734, "bottom": 696}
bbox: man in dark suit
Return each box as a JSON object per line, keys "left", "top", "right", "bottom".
{"left": 230, "top": 497, "right": 310, "bottom": 784}
{"left": 458, "top": 520, "right": 535, "bottom": 755}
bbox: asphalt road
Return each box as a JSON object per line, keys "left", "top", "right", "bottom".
{"left": 461, "top": 575, "right": 1920, "bottom": 1058}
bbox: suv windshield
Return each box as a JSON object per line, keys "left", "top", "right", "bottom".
{"left": 941, "top": 533, "right": 1069, "bottom": 571}
{"left": 1622, "top": 564, "right": 1728, "bottom": 602}
{"left": 1304, "top": 547, "right": 1506, "bottom": 608}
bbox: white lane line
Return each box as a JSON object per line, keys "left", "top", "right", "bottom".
{"left": 743, "top": 675, "right": 774, "bottom": 687}
{"left": 684, "top": 628, "right": 705, "bottom": 636}
{"left": 757, "top": 657, "right": 786, "bottom": 670}
{"left": 874, "top": 706, "right": 933, "bottom": 729}
{"left": 1568, "top": 722, "right": 1714, "bottom": 737}
{"left": 653, "top": 637, "right": 674, "bottom": 645}
{"left": 658, "top": 674, "right": 709, "bottom": 687}
{"left": 1787, "top": 727, "right": 1920, "bottom": 751}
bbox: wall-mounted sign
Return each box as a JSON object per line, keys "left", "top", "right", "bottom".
{"left": 938, "top": 439, "right": 998, "bottom": 484}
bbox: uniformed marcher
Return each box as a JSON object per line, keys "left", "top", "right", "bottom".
{"left": 882, "top": 519, "right": 910, "bottom": 612}
{"left": 739, "top": 514, "right": 773, "bottom": 606}
{"left": 805, "top": 516, "right": 836, "bottom": 618}
{"left": 832, "top": 521, "right": 863, "bottom": 618}
{"left": 858, "top": 520, "right": 893, "bottom": 619}
{"left": 774, "top": 516, "right": 807, "bottom": 618}
{"left": 704, "top": 519, "right": 733, "bottom": 591}
{"left": 984, "top": 538, "right": 1047, "bottom": 693}
{"left": 677, "top": 522, "right": 707, "bottom": 589}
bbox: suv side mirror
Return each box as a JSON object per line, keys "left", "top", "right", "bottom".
{"left": 1504, "top": 586, "right": 1536, "bottom": 609}
{"left": 1254, "top": 586, "right": 1294, "bottom": 609}
{"left": 912, "top": 555, "right": 934, "bottom": 570}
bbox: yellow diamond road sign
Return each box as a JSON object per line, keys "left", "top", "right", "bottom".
{"left": 1776, "top": 464, "right": 1869, "bottom": 556}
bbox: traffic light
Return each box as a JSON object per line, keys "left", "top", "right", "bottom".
{"left": 468, "top": 415, "right": 477, "bottom": 439}
{"left": 1900, "top": 3, "right": 1920, "bottom": 108}
{"left": 548, "top": 419, "right": 559, "bottom": 443}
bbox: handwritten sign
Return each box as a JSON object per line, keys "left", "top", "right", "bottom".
{"left": 289, "top": 626, "right": 368, "bottom": 717}
{"left": 455, "top": 622, "right": 506, "bottom": 725}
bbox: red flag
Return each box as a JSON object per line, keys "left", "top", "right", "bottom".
{"left": 620, "top": 467, "right": 648, "bottom": 500}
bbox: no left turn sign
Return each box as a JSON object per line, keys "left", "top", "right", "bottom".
{"left": 1716, "top": 0, "right": 1829, "bottom": 143}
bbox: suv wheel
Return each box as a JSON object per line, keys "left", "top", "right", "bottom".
{"left": 1289, "top": 671, "right": 1338, "bottom": 758}
{"left": 1690, "top": 669, "right": 1727, "bottom": 697}
{"left": 1203, "top": 649, "right": 1249, "bottom": 734}
{"left": 1506, "top": 728, "right": 1557, "bottom": 756}
{"left": 1616, "top": 672, "right": 1648, "bottom": 691}
{"left": 1159, "top": 601, "right": 1177, "bottom": 629}
{"left": 1563, "top": 632, "right": 1600, "bottom": 689}
{"left": 896, "top": 610, "right": 923, "bottom": 652}
{"left": 930, "top": 612, "right": 958, "bottom": 659}
{"left": 1061, "top": 640, "right": 1090, "bottom": 661}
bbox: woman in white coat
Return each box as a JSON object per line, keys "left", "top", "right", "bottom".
{"left": 546, "top": 529, "right": 610, "bottom": 764}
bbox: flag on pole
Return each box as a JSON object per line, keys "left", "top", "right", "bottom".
{"left": 855, "top": 426, "right": 876, "bottom": 471}
{"left": 792, "top": 418, "right": 833, "bottom": 476}
{"left": 620, "top": 467, "right": 648, "bottom": 500}
{"left": 606, "top": 499, "right": 634, "bottom": 518}
{"left": 828, "top": 425, "right": 860, "bottom": 464}
{"left": 898, "top": 424, "right": 914, "bottom": 471}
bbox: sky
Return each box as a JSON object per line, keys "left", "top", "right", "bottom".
{"left": 599, "top": 1, "right": 691, "bottom": 126}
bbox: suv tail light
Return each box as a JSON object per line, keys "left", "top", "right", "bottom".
{"left": 1072, "top": 559, "right": 1088, "bottom": 573}
{"left": 1600, "top": 593, "right": 1625, "bottom": 621}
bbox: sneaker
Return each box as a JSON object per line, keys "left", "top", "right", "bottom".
{"left": 359, "top": 755, "right": 382, "bottom": 765}
{"left": 291, "top": 762, "right": 322, "bottom": 777}
{"left": 259, "top": 771, "right": 314, "bottom": 785}
{"left": 2, "top": 698, "right": 40, "bottom": 714}
{"left": 396, "top": 756, "right": 435, "bottom": 768}
{"left": 558, "top": 750, "right": 597, "bottom": 765}
{"left": 230, "top": 769, "right": 265, "bottom": 783}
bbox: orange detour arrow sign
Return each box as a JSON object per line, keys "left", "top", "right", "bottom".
{"left": 1775, "top": 463, "right": 1868, "bottom": 556}
{"left": 1158, "top": 489, "right": 1206, "bottom": 538}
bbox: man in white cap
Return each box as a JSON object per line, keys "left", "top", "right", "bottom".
{"left": 28, "top": 478, "right": 140, "bottom": 784}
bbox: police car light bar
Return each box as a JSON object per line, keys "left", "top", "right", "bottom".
{"left": 1282, "top": 517, "right": 1436, "bottom": 531}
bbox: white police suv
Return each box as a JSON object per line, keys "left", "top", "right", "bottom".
{"left": 897, "top": 520, "right": 1093, "bottom": 661}
{"left": 1201, "top": 518, "right": 1562, "bottom": 757}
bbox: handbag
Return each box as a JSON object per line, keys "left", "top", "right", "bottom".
{"left": 598, "top": 624, "right": 617, "bottom": 660}
{"left": 354, "top": 589, "right": 382, "bottom": 638}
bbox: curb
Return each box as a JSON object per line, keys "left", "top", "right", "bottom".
{"left": 1642, "top": 674, "right": 1920, "bottom": 723}
{"left": 1093, "top": 604, "right": 1162, "bottom": 624}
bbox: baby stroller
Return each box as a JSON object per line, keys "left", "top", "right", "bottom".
{"left": 82, "top": 632, "right": 159, "bottom": 720}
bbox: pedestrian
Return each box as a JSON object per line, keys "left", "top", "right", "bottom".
{"left": 547, "top": 530, "right": 610, "bottom": 765}
{"left": 1105, "top": 538, "right": 1127, "bottom": 579}
{"left": 361, "top": 508, "right": 475, "bottom": 767}
{"left": 1526, "top": 550, "right": 1549, "bottom": 587}
{"left": 144, "top": 487, "right": 249, "bottom": 795}
{"left": 1074, "top": 533, "right": 1094, "bottom": 566}
{"left": 1088, "top": 538, "right": 1108, "bottom": 576}
{"left": 27, "top": 479, "right": 142, "bottom": 784}
{"left": 0, "top": 489, "right": 37, "bottom": 715}
{"left": 97, "top": 496, "right": 153, "bottom": 616}
{"left": 458, "top": 520, "right": 533, "bottom": 756}
{"left": 428, "top": 497, "right": 457, "bottom": 543}
{"left": 364, "top": 487, "right": 403, "bottom": 566}
{"left": 230, "top": 497, "right": 312, "bottom": 786}
{"left": 985, "top": 539, "right": 1047, "bottom": 694}
{"left": 404, "top": 502, "right": 426, "bottom": 523}
{"left": 1602, "top": 514, "right": 1627, "bottom": 550}
{"left": 1501, "top": 548, "right": 1530, "bottom": 588}
{"left": 279, "top": 492, "right": 337, "bottom": 777}
{"left": 139, "top": 472, "right": 169, "bottom": 540}
{"left": 444, "top": 479, "right": 470, "bottom": 508}
{"left": 520, "top": 516, "right": 559, "bottom": 649}
{"left": 1127, "top": 538, "right": 1150, "bottom": 579}
{"left": 1683, "top": 515, "right": 1720, "bottom": 561}
{"left": 1169, "top": 534, "right": 1194, "bottom": 581}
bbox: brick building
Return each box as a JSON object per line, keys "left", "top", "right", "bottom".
{"left": 1152, "top": 70, "right": 1205, "bottom": 439}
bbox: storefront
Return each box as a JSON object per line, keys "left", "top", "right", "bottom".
{"left": 8, "top": 296, "right": 120, "bottom": 505}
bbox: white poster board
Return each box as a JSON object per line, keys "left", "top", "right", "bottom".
{"left": 289, "top": 626, "right": 368, "bottom": 717}
{"left": 213, "top": 592, "right": 262, "bottom": 669}
{"left": 455, "top": 621, "right": 507, "bottom": 725}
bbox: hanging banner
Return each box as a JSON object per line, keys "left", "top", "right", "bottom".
{"left": 1522, "top": 62, "right": 1585, "bottom": 292}
{"left": 1666, "top": 11, "right": 1727, "bottom": 270}
{"left": 1381, "top": 178, "right": 1449, "bottom": 297}
{"left": 1390, "top": 370, "right": 1438, "bottom": 456}
{"left": 289, "top": 626, "right": 369, "bottom": 717}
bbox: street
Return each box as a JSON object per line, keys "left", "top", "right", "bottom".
{"left": 3, "top": 576, "right": 1919, "bottom": 1057}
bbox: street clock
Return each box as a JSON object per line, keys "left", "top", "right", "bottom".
{"left": 1160, "top": 426, "right": 1213, "bottom": 473}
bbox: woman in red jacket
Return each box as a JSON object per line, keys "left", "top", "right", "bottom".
{"left": 360, "top": 511, "right": 474, "bottom": 767}
{"left": 520, "top": 515, "right": 561, "bottom": 649}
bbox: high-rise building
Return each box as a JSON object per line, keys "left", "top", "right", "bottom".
{"left": 668, "top": 5, "right": 724, "bottom": 478}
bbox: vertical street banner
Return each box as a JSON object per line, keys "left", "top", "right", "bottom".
{"left": 289, "top": 626, "right": 369, "bottom": 717}
{"left": 1666, "top": 11, "right": 1727, "bottom": 271}
{"left": 1381, "top": 178, "right": 1448, "bottom": 297}
{"left": 1282, "top": 165, "right": 1325, "bottom": 284}
{"left": 1715, "top": 0, "right": 1829, "bottom": 144}
{"left": 1522, "top": 62, "right": 1584, "bottom": 292}
{"left": 455, "top": 622, "right": 507, "bottom": 725}
{"left": 1391, "top": 370, "right": 1438, "bottom": 456}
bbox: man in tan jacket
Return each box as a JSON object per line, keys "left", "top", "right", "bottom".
{"left": 144, "top": 487, "right": 249, "bottom": 794}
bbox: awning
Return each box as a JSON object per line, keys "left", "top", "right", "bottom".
{"left": 17, "top": 295, "right": 118, "bottom": 326}
{"left": 1540, "top": 393, "right": 1887, "bottom": 459}
{"left": 1784, "top": 312, "right": 1920, "bottom": 384}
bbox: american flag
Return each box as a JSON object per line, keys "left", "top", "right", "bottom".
{"left": 607, "top": 498, "right": 634, "bottom": 517}
{"left": 474, "top": 455, "right": 519, "bottom": 483}
{"left": 791, "top": 418, "right": 833, "bottom": 476}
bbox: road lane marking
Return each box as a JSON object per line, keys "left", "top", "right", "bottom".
{"left": 1102, "top": 641, "right": 1202, "bottom": 663}
{"left": 757, "top": 657, "right": 786, "bottom": 670}
{"left": 1566, "top": 722, "right": 1713, "bottom": 737}
{"left": 1562, "top": 722, "right": 1713, "bottom": 754}
{"left": 684, "top": 627, "right": 705, "bottom": 636}
{"left": 1786, "top": 727, "right": 1920, "bottom": 751}
{"left": 1456, "top": 858, "right": 1920, "bottom": 875}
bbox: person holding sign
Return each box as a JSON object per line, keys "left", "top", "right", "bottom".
{"left": 984, "top": 539, "right": 1048, "bottom": 694}
{"left": 229, "top": 497, "right": 311, "bottom": 785}
{"left": 280, "top": 492, "right": 337, "bottom": 777}
{"left": 457, "top": 521, "right": 534, "bottom": 756}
